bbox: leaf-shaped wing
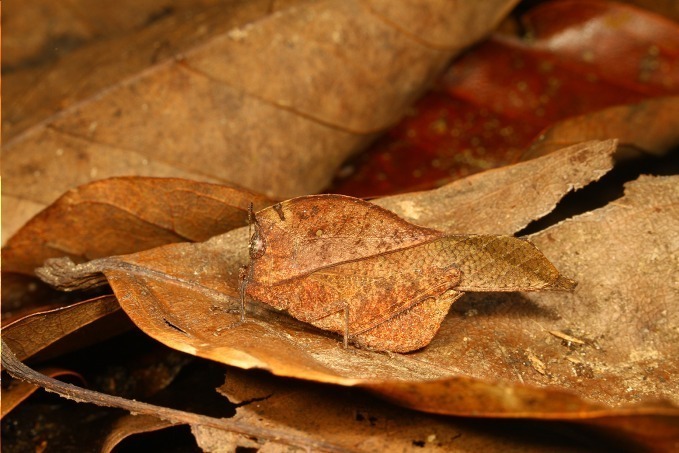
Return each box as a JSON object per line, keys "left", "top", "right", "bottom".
{"left": 250, "top": 194, "right": 442, "bottom": 285}
{"left": 436, "top": 235, "right": 576, "bottom": 292}
{"left": 247, "top": 240, "right": 462, "bottom": 351}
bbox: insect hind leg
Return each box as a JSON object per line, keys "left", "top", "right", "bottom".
{"left": 299, "top": 300, "right": 352, "bottom": 348}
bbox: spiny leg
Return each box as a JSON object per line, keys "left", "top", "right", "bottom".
{"left": 300, "top": 299, "right": 352, "bottom": 348}
{"left": 344, "top": 302, "right": 349, "bottom": 349}
{"left": 238, "top": 265, "right": 248, "bottom": 322}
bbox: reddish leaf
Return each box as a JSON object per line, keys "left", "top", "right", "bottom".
{"left": 329, "top": 0, "right": 679, "bottom": 196}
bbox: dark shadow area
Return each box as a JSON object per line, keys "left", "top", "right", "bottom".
{"left": 451, "top": 292, "right": 562, "bottom": 322}
{"left": 111, "top": 424, "right": 200, "bottom": 453}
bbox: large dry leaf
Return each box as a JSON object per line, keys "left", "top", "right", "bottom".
{"left": 2, "top": 177, "right": 272, "bottom": 275}
{"left": 2, "top": 0, "right": 288, "bottom": 141}
{"left": 3, "top": 0, "right": 233, "bottom": 69}
{"left": 199, "top": 367, "right": 599, "bottom": 452}
{"left": 36, "top": 141, "right": 678, "bottom": 414}
{"left": 2, "top": 0, "right": 517, "bottom": 241}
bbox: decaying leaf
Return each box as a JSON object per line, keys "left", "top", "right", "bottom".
{"left": 245, "top": 195, "right": 574, "bottom": 351}
{"left": 0, "top": 296, "right": 126, "bottom": 363}
{"left": 1, "top": 177, "right": 272, "bottom": 268}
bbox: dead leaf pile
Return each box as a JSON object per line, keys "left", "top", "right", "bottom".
{"left": 2, "top": 1, "right": 679, "bottom": 451}
{"left": 4, "top": 137, "right": 678, "bottom": 450}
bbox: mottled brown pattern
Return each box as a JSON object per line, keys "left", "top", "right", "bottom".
{"left": 246, "top": 195, "right": 574, "bottom": 351}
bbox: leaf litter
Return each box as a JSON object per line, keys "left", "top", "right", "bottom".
{"left": 34, "top": 140, "right": 678, "bottom": 407}
{"left": 5, "top": 138, "right": 679, "bottom": 449}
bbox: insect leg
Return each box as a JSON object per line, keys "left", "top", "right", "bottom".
{"left": 344, "top": 302, "right": 349, "bottom": 349}
{"left": 238, "top": 264, "right": 254, "bottom": 322}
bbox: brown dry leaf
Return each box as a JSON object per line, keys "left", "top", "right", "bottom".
{"left": 201, "top": 367, "right": 597, "bottom": 452}
{"left": 100, "top": 414, "right": 178, "bottom": 453}
{"left": 3, "top": 0, "right": 231, "bottom": 69}
{"left": 1, "top": 296, "right": 128, "bottom": 362}
{"left": 246, "top": 196, "right": 573, "bottom": 352}
{"left": 2, "top": 177, "right": 272, "bottom": 274}
{"left": 374, "top": 140, "right": 616, "bottom": 234}
{"left": 37, "top": 140, "right": 678, "bottom": 414}
{"left": 2, "top": 0, "right": 285, "bottom": 141}
{"left": 524, "top": 96, "right": 679, "bottom": 160}
{"left": 2, "top": 1, "right": 516, "bottom": 241}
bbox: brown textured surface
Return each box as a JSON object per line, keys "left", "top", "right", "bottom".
{"left": 363, "top": 0, "right": 517, "bottom": 50}
{"left": 246, "top": 196, "right": 573, "bottom": 351}
{"left": 1, "top": 296, "right": 124, "bottom": 362}
{"left": 249, "top": 239, "right": 463, "bottom": 352}
{"left": 2, "top": 177, "right": 273, "bottom": 275}
{"left": 3, "top": 0, "right": 515, "bottom": 241}
{"left": 248, "top": 194, "right": 442, "bottom": 285}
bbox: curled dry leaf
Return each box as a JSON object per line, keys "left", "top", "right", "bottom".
{"left": 245, "top": 195, "right": 574, "bottom": 352}
{"left": 208, "top": 367, "right": 599, "bottom": 452}
{"left": 524, "top": 96, "right": 679, "bottom": 159}
{"left": 374, "top": 139, "right": 617, "bottom": 234}
{"left": 2, "top": 177, "right": 272, "bottom": 273}
{"left": 1, "top": 295, "right": 128, "bottom": 362}
{"left": 100, "top": 415, "right": 177, "bottom": 453}
{"left": 34, "top": 141, "right": 679, "bottom": 424}
{"left": 2, "top": 0, "right": 516, "bottom": 240}
{"left": 1, "top": 177, "right": 271, "bottom": 319}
